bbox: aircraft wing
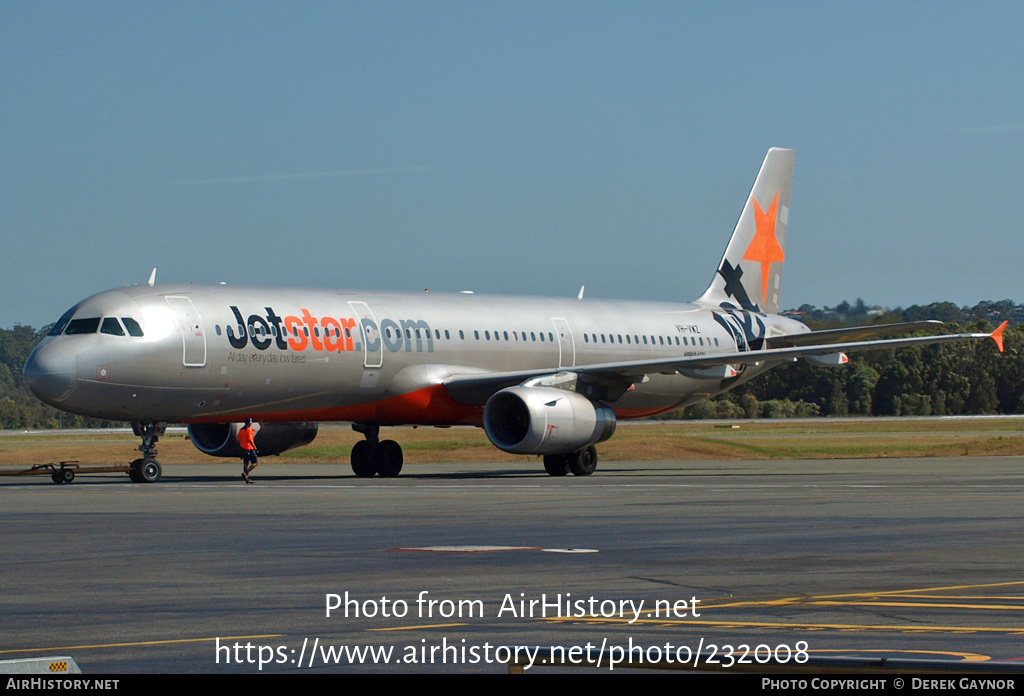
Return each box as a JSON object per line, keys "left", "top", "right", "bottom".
{"left": 443, "top": 322, "right": 1006, "bottom": 406}
{"left": 767, "top": 320, "right": 944, "bottom": 347}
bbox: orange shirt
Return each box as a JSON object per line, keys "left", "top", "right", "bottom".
{"left": 238, "top": 425, "right": 256, "bottom": 451}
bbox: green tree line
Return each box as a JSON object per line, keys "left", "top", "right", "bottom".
{"left": 1, "top": 299, "right": 1020, "bottom": 428}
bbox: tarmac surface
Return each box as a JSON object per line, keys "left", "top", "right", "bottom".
{"left": 2, "top": 456, "right": 1024, "bottom": 673}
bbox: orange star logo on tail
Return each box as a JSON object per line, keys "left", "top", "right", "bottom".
{"left": 742, "top": 192, "right": 785, "bottom": 305}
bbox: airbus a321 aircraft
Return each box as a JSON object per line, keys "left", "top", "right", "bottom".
{"left": 23, "top": 148, "right": 1006, "bottom": 482}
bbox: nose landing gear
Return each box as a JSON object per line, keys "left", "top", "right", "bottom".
{"left": 129, "top": 422, "right": 166, "bottom": 483}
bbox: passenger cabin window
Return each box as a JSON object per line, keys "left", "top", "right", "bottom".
{"left": 65, "top": 317, "right": 101, "bottom": 335}
{"left": 100, "top": 318, "right": 125, "bottom": 336}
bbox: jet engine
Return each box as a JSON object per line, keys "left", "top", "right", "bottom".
{"left": 483, "top": 386, "right": 616, "bottom": 455}
{"left": 187, "top": 422, "right": 318, "bottom": 457}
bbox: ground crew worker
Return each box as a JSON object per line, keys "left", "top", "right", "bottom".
{"left": 239, "top": 418, "right": 258, "bottom": 483}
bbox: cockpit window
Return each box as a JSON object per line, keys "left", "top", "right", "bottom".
{"left": 121, "top": 317, "right": 144, "bottom": 337}
{"left": 64, "top": 317, "right": 101, "bottom": 335}
{"left": 48, "top": 306, "right": 78, "bottom": 336}
{"left": 101, "top": 318, "right": 125, "bottom": 336}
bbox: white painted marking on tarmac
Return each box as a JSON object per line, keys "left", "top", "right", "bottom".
{"left": 394, "top": 545, "right": 599, "bottom": 554}
{"left": 396, "top": 546, "right": 542, "bottom": 553}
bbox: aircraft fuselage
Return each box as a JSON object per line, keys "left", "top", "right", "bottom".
{"left": 24, "top": 284, "right": 806, "bottom": 425}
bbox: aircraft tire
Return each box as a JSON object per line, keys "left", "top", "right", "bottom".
{"left": 543, "top": 454, "right": 569, "bottom": 476}
{"left": 61, "top": 468, "right": 76, "bottom": 483}
{"left": 372, "top": 440, "right": 403, "bottom": 478}
{"left": 51, "top": 472, "right": 63, "bottom": 484}
{"left": 350, "top": 440, "right": 376, "bottom": 477}
{"left": 569, "top": 446, "right": 598, "bottom": 476}
{"left": 139, "top": 459, "right": 162, "bottom": 483}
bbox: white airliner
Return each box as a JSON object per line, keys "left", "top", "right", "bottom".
{"left": 23, "top": 148, "right": 1006, "bottom": 482}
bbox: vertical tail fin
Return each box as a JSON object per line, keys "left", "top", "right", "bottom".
{"left": 697, "top": 148, "right": 794, "bottom": 315}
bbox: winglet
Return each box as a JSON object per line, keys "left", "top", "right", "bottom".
{"left": 990, "top": 320, "right": 1008, "bottom": 353}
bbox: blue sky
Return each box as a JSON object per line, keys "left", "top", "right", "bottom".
{"left": 3, "top": 1, "right": 1022, "bottom": 328}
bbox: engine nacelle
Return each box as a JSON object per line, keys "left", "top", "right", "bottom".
{"left": 483, "top": 386, "right": 616, "bottom": 455}
{"left": 187, "top": 422, "right": 318, "bottom": 457}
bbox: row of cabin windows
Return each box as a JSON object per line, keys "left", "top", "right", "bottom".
{"left": 214, "top": 324, "right": 356, "bottom": 340}
{"left": 48, "top": 307, "right": 717, "bottom": 349}
{"left": 54, "top": 313, "right": 718, "bottom": 350}
{"left": 214, "top": 323, "right": 718, "bottom": 348}
{"left": 583, "top": 333, "right": 718, "bottom": 347}
{"left": 215, "top": 324, "right": 558, "bottom": 343}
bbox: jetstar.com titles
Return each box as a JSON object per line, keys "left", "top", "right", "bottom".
{"left": 225, "top": 306, "right": 435, "bottom": 354}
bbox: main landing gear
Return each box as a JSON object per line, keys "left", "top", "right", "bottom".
{"left": 350, "top": 423, "right": 404, "bottom": 478}
{"left": 129, "top": 422, "right": 165, "bottom": 483}
{"left": 543, "top": 445, "right": 598, "bottom": 477}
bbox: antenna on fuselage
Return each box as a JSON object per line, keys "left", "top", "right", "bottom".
{"left": 147, "top": 268, "right": 157, "bottom": 287}
{"left": 578, "top": 285, "right": 585, "bottom": 300}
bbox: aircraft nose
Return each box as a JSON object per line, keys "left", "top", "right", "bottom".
{"left": 23, "top": 340, "right": 78, "bottom": 404}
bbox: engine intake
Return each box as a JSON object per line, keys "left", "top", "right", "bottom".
{"left": 483, "top": 386, "right": 616, "bottom": 455}
{"left": 188, "top": 422, "right": 318, "bottom": 457}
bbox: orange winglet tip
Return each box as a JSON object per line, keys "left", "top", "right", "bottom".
{"left": 990, "top": 320, "right": 1008, "bottom": 353}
